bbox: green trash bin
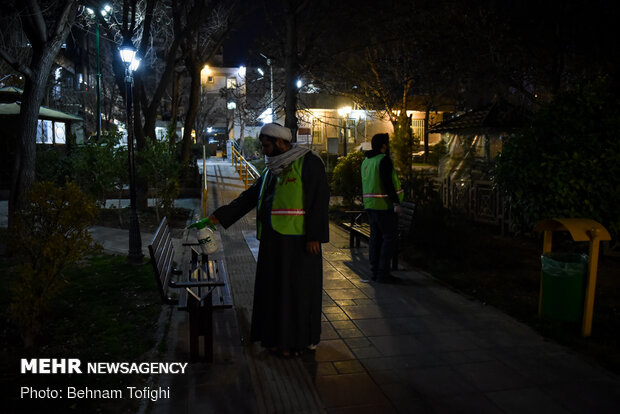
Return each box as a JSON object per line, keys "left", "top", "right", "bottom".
{"left": 540, "top": 252, "right": 588, "bottom": 322}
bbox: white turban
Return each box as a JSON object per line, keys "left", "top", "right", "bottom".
{"left": 259, "top": 123, "right": 292, "bottom": 142}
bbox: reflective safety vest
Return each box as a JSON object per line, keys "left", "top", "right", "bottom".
{"left": 256, "top": 155, "right": 306, "bottom": 239}
{"left": 361, "top": 154, "right": 404, "bottom": 210}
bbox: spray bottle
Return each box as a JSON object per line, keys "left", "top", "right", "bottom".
{"left": 188, "top": 216, "right": 218, "bottom": 254}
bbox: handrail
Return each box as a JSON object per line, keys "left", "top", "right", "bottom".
{"left": 230, "top": 143, "right": 260, "bottom": 189}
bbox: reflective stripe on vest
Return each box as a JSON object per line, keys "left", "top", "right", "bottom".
{"left": 257, "top": 155, "right": 306, "bottom": 239}
{"left": 361, "top": 154, "right": 404, "bottom": 210}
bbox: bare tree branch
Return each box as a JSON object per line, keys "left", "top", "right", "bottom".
{"left": 0, "top": 47, "right": 33, "bottom": 79}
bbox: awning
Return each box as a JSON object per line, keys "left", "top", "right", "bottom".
{"left": 0, "top": 102, "right": 82, "bottom": 122}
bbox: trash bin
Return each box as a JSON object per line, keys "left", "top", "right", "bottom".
{"left": 540, "top": 252, "right": 588, "bottom": 322}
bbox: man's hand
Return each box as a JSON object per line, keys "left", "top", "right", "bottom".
{"left": 394, "top": 204, "right": 402, "bottom": 215}
{"left": 208, "top": 214, "right": 220, "bottom": 225}
{"left": 306, "top": 241, "right": 320, "bottom": 255}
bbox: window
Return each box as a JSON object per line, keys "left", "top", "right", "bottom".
{"left": 312, "top": 119, "right": 323, "bottom": 144}
{"left": 412, "top": 119, "right": 425, "bottom": 140}
{"left": 207, "top": 75, "right": 214, "bottom": 83}
{"left": 226, "top": 77, "right": 237, "bottom": 89}
{"left": 36, "top": 120, "right": 66, "bottom": 145}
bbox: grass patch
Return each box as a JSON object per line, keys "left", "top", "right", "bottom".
{"left": 0, "top": 249, "right": 163, "bottom": 414}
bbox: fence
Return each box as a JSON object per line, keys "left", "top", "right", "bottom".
{"left": 230, "top": 142, "right": 260, "bottom": 189}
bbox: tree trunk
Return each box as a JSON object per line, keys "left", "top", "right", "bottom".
{"left": 5, "top": 0, "right": 78, "bottom": 226}
{"left": 284, "top": 0, "right": 299, "bottom": 140}
{"left": 9, "top": 75, "right": 45, "bottom": 224}
{"left": 181, "top": 60, "right": 201, "bottom": 163}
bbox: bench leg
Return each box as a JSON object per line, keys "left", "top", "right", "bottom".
{"left": 188, "top": 294, "right": 215, "bottom": 362}
{"left": 188, "top": 306, "right": 200, "bottom": 362}
{"left": 203, "top": 300, "right": 214, "bottom": 363}
{"left": 349, "top": 231, "right": 355, "bottom": 248}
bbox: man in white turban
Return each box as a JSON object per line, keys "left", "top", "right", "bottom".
{"left": 209, "top": 123, "right": 329, "bottom": 357}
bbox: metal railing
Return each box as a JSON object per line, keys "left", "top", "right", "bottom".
{"left": 230, "top": 142, "right": 260, "bottom": 189}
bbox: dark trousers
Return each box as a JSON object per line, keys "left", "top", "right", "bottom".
{"left": 367, "top": 209, "right": 397, "bottom": 277}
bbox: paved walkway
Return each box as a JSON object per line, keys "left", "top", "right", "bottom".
{"left": 2, "top": 159, "right": 619, "bottom": 413}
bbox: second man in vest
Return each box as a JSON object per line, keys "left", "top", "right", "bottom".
{"left": 361, "top": 133, "right": 404, "bottom": 283}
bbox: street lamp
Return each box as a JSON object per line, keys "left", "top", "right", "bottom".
{"left": 119, "top": 39, "right": 143, "bottom": 265}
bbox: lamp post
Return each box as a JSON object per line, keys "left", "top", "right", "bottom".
{"left": 119, "top": 39, "right": 143, "bottom": 265}
{"left": 260, "top": 53, "right": 274, "bottom": 123}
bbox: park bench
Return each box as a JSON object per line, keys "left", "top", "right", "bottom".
{"left": 342, "top": 201, "right": 415, "bottom": 270}
{"left": 148, "top": 217, "right": 232, "bottom": 362}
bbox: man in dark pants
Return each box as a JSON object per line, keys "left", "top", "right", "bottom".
{"left": 208, "top": 123, "right": 330, "bottom": 357}
{"left": 361, "top": 133, "right": 403, "bottom": 283}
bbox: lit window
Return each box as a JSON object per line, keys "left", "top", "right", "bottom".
{"left": 226, "top": 77, "right": 237, "bottom": 88}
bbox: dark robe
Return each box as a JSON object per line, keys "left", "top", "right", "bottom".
{"left": 213, "top": 152, "right": 329, "bottom": 350}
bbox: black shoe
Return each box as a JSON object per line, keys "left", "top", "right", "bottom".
{"left": 376, "top": 274, "right": 401, "bottom": 284}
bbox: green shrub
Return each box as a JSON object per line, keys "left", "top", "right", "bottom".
{"left": 137, "top": 139, "right": 181, "bottom": 222}
{"left": 71, "top": 131, "right": 126, "bottom": 206}
{"left": 494, "top": 82, "right": 620, "bottom": 237}
{"left": 35, "top": 146, "right": 72, "bottom": 185}
{"left": 9, "top": 181, "right": 98, "bottom": 347}
{"left": 331, "top": 150, "right": 365, "bottom": 206}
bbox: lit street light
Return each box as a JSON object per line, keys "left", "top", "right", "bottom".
{"left": 119, "top": 39, "right": 143, "bottom": 265}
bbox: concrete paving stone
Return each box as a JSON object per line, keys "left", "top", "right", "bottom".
{"left": 351, "top": 346, "right": 384, "bottom": 359}
{"left": 360, "top": 354, "right": 446, "bottom": 373}
{"left": 333, "top": 359, "right": 366, "bottom": 374}
{"left": 437, "top": 349, "right": 498, "bottom": 365}
{"left": 334, "top": 299, "right": 357, "bottom": 306}
{"left": 366, "top": 368, "right": 405, "bottom": 385}
{"left": 543, "top": 378, "right": 620, "bottom": 413}
{"left": 331, "top": 320, "right": 358, "bottom": 331}
{"left": 368, "top": 334, "right": 430, "bottom": 357}
{"left": 314, "top": 372, "right": 391, "bottom": 408}
{"left": 342, "top": 303, "right": 418, "bottom": 320}
{"left": 336, "top": 328, "right": 365, "bottom": 339}
{"left": 320, "top": 322, "right": 340, "bottom": 340}
{"left": 353, "top": 318, "right": 422, "bottom": 337}
{"left": 323, "top": 305, "right": 343, "bottom": 314}
{"left": 493, "top": 346, "right": 610, "bottom": 386}
{"left": 323, "top": 278, "right": 358, "bottom": 289}
{"left": 326, "top": 404, "right": 398, "bottom": 414}
{"left": 313, "top": 339, "right": 357, "bottom": 362}
{"left": 325, "top": 288, "right": 370, "bottom": 300}
{"left": 314, "top": 362, "right": 339, "bottom": 376}
{"left": 321, "top": 314, "right": 329, "bottom": 322}
{"left": 414, "top": 330, "right": 481, "bottom": 353}
{"left": 452, "top": 360, "right": 530, "bottom": 392}
{"left": 486, "top": 388, "right": 571, "bottom": 414}
{"left": 323, "top": 270, "right": 349, "bottom": 280}
{"left": 351, "top": 298, "right": 376, "bottom": 306}
{"left": 401, "top": 365, "right": 478, "bottom": 396}
{"left": 325, "top": 311, "right": 351, "bottom": 322}
{"left": 378, "top": 382, "right": 434, "bottom": 414}
{"left": 343, "top": 337, "right": 373, "bottom": 349}
{"left": 427, "top": 393, "right": 504, "bottom": 414}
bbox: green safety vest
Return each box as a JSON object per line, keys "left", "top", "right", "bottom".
{"left": 361, "top": 154, "right": 404, "bottom": 210}
{"left": 256, "top": 155, "right": 306, "bottom": 239}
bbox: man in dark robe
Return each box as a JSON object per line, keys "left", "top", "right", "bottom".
{"left": 209, "top": 123, "right": 329, "bottom": 356}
